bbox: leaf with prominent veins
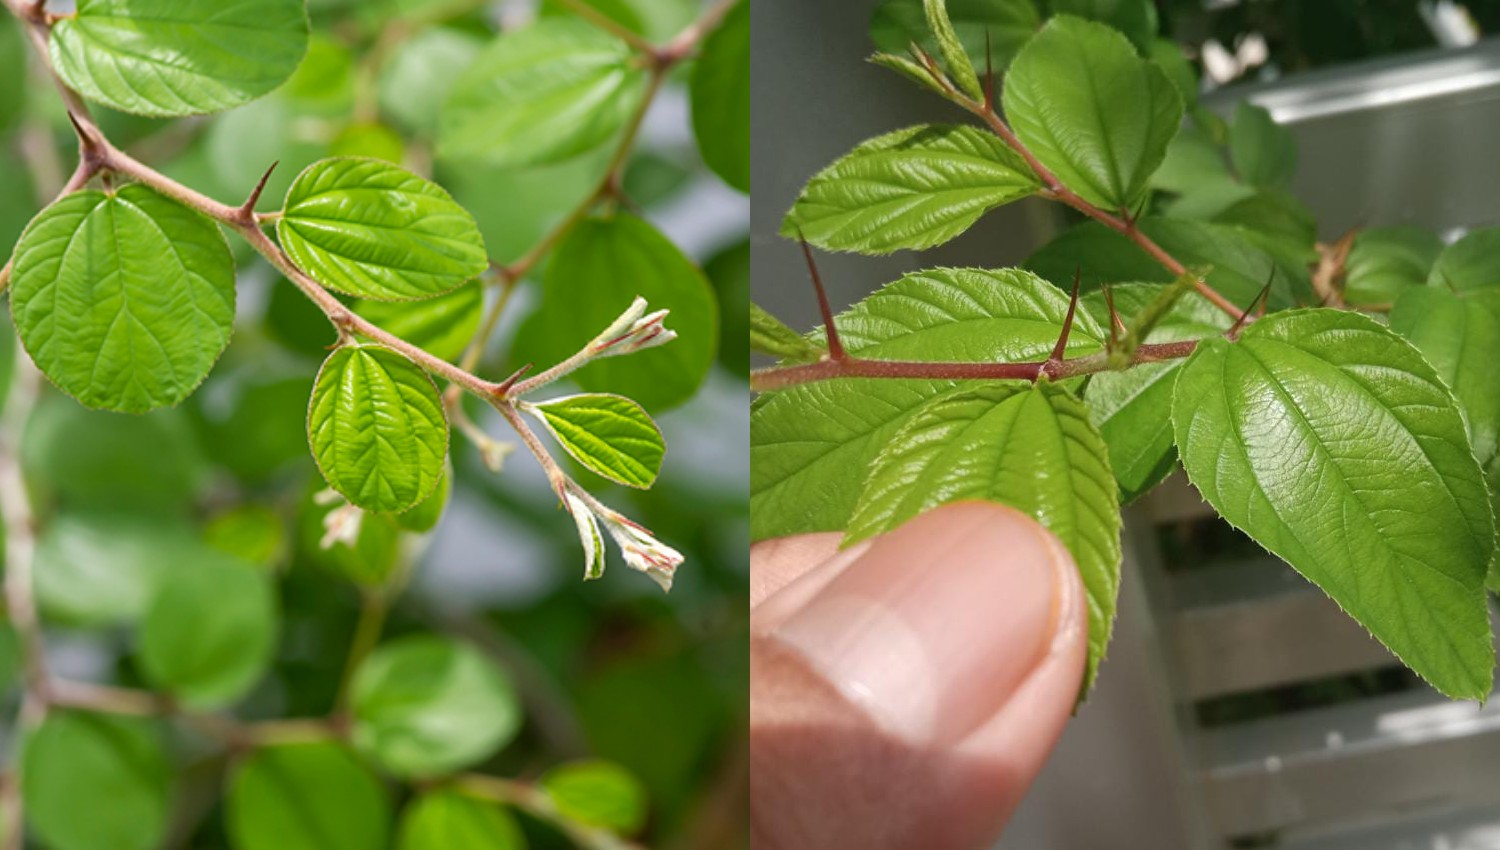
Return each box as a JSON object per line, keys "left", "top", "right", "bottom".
{"left": 1172, "top": 309, "right": 1496, "bottom": 699}
{"left": 279, "top": 158, "right": 488, "bottom": 302}
{"left": 10, "top": 185, "right": 236, "bottom": 414}
{"left": 308, "top": 345, "right": 449, "bottom": 514}
{"left": 527, "top": 394, "right": 665, "bottom": 489}
{"left": 50, "top": 0, "right": 310, "bottom": 117}
{"left": 782, "top": 125, "right": 1040, "bottom": 255}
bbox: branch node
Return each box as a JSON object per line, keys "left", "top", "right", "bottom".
{"left": 1045, "top": 267, "right": 1083, "bottom": 375}
{"left": 494, "top": 363, "right": 534, "bottom": 398}
{"left": 237, "top": 161, "right": 279, "bottom": 224}
{"left": 1102, "top": 283, "right": 1125, "bottom": 348}
{"left": 796, "top": 230, "right": 845, "bottom": 361}
{"left": 65, "top": 110, "right": 106, "bottom": 167}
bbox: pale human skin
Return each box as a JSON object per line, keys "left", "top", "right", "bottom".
{"left": 750, "top": 502, "right": 1088, "bottom": 850}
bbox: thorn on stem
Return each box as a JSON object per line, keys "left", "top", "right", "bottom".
{"left": 494, "top": 363, "right": 534, "bottom": 397}
{"left": 1045, "top": 267, "right": 1083, "bottom": 374}
{"left": 1102, "top": 283, "right": 1125, "bottom": 347}
{"left": 983, "top": 29, "right": 996, "bottom": 110}
{"left": 238, "top": 161, "right": 279, "bottom": 223}
{"left": 1227, "top": 270, "right": 1274, "bottom": 340}
{"left": 796, "top": 229, "right": 845, "bottom": 361}
{"left": 65, "top": 111, "right": 104, "bottom": 162}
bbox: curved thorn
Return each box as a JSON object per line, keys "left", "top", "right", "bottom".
{"left": 796, "top": 229, "right": 845, "bottom": 361}
{"left": 238, "top": 161, "right": 279, "bottom": 221}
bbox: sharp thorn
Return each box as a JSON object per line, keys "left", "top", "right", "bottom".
{"left": 1228, "top": 270, "right": 1275, "bottom": 339}
{"left": 983, "top": 28, "right": 996, "bottom": 109}
{"left": 796, "top": 228, "right": 845, "bottom": 361}
{"left": 1048, "top": 266, "right": 1083, "bottom": 368}
{"left": 495, "top": 363, "right": 534, "bottom": 396}
{"left": 1102, "top": 282, "right": 1125, "bottom": 347}
{"left": 238, "top": 160, "right": 279, "bottom": 221}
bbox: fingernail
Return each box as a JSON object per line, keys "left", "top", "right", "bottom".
{"left": 770, "top": 502, "right": 1066, "bottom": 746}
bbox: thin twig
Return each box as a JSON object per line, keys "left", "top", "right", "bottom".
{"left": 458, "top": 774, "right": 647, "bottom": 850}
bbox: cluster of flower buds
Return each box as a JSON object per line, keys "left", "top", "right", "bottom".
{"left": 587, "top": 296, "right": 677, "bottom": 360}
{"left": 562, "top": 486, "right": 683, "bottom": 592}
{"left": 316, "top": 489, "right": 363, "bottom": 550}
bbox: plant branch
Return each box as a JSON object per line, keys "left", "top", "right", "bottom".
{"left": 550, "top": 0, "right": 656, "bottom": 54}
{"left": 457, "top": 774, "right": 646, "bottom": 850}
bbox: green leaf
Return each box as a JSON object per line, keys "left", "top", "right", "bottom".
{"left": 869, "top": 0, "right": 1039, "bottom": 73}
{"left": 751, "top": 267, "right": 1102, "bottom": 540}
{"left": 356, "top": 282, "right": 483, "bottom": 363}
{"left": 923, "top": 0, "right": 985, "bottom": 99}
{"left": 352, "top": 635, "right": 521, "bottom": 778}
{"left": 398, "top": 467, "right": 451, "bottom": 533}
{"left": 49, "top": 0, "right": 310, "bottom": 117}
{"left": 1390, "top": 286, "right": 1500, "bottom": 484}
{"left": 1429, "top": 228, "right": 1500, "bottom": 291}
{"left": 296, "top": 481, "right": 403, "bottom": 586}
{"left": 205, "top": 505, "right": 288, "bottom": 568}
{"left": 781, "top": 124, "right": 1039, "bottom": 254}
{"left": 34, "top": 510, "right": 195, "bottom": 627}
{"left": 1025, "top": 218, "right": 1285, "bottom": 307}
{"left": 1148, "top": 38, "right": 1196, "bottom": 105}
{"left": 24, "top": 712, "right": 171, "bottom": 850}
{"left": 524, "top": 214, "right": 717, "bottom": 411}
{"left": 193, "top": 374, "right": 314, "bottom": 484}
{"left": 1150, "top": 123, "right": 1233, "bottom": 196}
{"left": 0, "top": 14, "right": 26, "bottom": 134}
{"left": 1344, "top": 226, "right": 1442, "bottom": 306}
{"left": 1050, "top": 0, "right": 1157, "bottom": 51}
{"left": 330, "top": 122, "right": 406, "bottom": 163}
{"left": 527, "top": 394, "right": 665, "bottom": 488}
{"left": 379, "top": 28, "right": 486, "bottom": 135}
{"left": 228, "top": 740, "right": 391, "bottom": 850}
{"left": 847, "top": 382, "right": 1121, "bottom": 691}
{"left": 1229, "top": 101, "right": 1296, "bottom": 190}
{"left": 10, "top": 184, "right": 236, "bottom": 413}
{"left": 398, "top": 790, "right": 525, "bottom": 850}
{"left": 1081, "top": 285, "right": 1229, "bottom": 501}
{"left": 541, "top": 760, "right": 647, "bottom": 835}
{"left": 308, "top": 345, "right": 449, "bottom": 514}
{"left": 690, "top": 0, "right": 749, "bottom": 192}
{"left": 279, "top": 158, "right": 488, "bottom": 301}
{"left": 1002, "top": 15, "right": 1182, "bottom": 210}
{"left": 750, "top": 301, "right": 821, "bottom": 363}
{"left": 1171, "top": 309, "right": 1496, "bottom": 699}
{"left": 139, "top": 552, "right": 278, "bottom": 708}
{"left": 706, "top": 240, "right": 751, "bottom": 374}
{"left": 438, "top": 19, "right": 648, "bottom": 167}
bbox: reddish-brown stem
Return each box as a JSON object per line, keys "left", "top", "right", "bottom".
{"left": 1047, "top": 268, "right": 1082, "bottom": 368}
{"left": 1102, "top": 283, "right": 1125, "bottom": 345}
{"left": 750, "top": 339, "right": 1199, "bottom": 393}
{"left": 798, "top": 234, "right": 845, "bottom": 361}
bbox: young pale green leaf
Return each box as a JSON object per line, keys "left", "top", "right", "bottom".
{"left": 1344, "top": 226, "right": 1442, "bottom": 306}
{"left": 752, "top": 268, "right": 1103, "bottom": 540}
{"left": 1025, "top": 218, "right": 1285, "bottom": 308}
{"left": 1390, "top": 287, "right": 1500, "bottom": 552}
{"left": 398, "top": 790, "right": 525, "bottom": 850}
{"left": 1429, "top": 227, "right": 1500, "bottom": 291}
{"left": 923, "top": 0, "right": 985, "bottom": 99}
{"left": 1172, "top": 309, "right": 1496, "bottom": 699}
{"left": 1002, "top": 15, "right": 1182, "bottom": 211}
{"left": 352, "top": 636, "right": 521, "bottom": 778}
{"left": 1051, "top": 0, "right": 1157, "bottom": 51}
{"left": 750, "top": 302, "right": 822, "bottom": 363}
{"left": 868, "top": 52, "right": 953, "bottom": 98}
{"left": 10, "top": 185, "right": 235, "bottom": 413}
{"left": 228, "top": 740, "right": 391, "bottom": 850}
{"left": 869, "top": 0, "right": 1039, "bottom": 74}
{"left": 24, "top": 712, "right": 170, "bottom": 850}
{"left": 356, "top": 282, "right": 484, "bottom": 363}
{"left": 438, "top": 19, "right": 648, "bottom": 167}
{"left": 522, "top": 214, "right": 717, "bottom": 411}
{"left": 781, "top": 124, "right": 1039, "bottom": 254}
{"left": 279, "top": 158, "right": 488, "bottom": 301}
{"left": 527, "top": 394, "right": 665, "bottom": 489}
{"left": 541, "top": 760, "right": 648, "bottom": 835}
{"left": 1229, "top": 101, "right": 1296, "bottom": 190}
{"left": 49, "top": 0, "right": 309, "bottom": 117}
{"left": 1081, "top": 285, "right": 1229, "bottom": 502}
{"left": 690, "top": 0, "right": 749, "bottom": 192}
{"left": 139, "top": 553, "right": 278, "bottom": 708}
{"left": 847, "top": 382, "right": 1121, "bottom": 692}
{"left": 308, "top": 345, "right": 449, "bottom": 514}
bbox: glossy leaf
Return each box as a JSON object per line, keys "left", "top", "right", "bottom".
{"left": 355, "top": 282, "right": 483, "bottom": 364}
{"left": 690, "top": 0, "right": 749, "bottom": 192}
{"left": 228, "top": 740, "right": 391, "bottom": 850}
{"left": 1343, "top": 226, "right": 1442, "bottom": 306}
{"left": 1429, "top": 228, "right": 1500, "bottom": 291}
{"left": 351, "top": 635, "right": 521, "bottom": 778}
{"left": 528, "top": 394, "right": 665, "bottom": 488}
{"left": 541, "top": 760, "right": 647, "bottom": 835}
{"left": 10, "top": 185, "right": 235, "bottom": 413}
{"left": 439, "top": 19, "right": 648, "bottom": 167}
{"left": 1229, "top": 101, "right": 1296, "bottom": 190}
{"left": 751, "top": 268, "right": 1103, "bottom": 540}
{"left": 781, "top": 124, "right": 1039, "bottom": 254}
{"left": 847, "top": 382, "right": 1120, "bottom": 690}
{"left": 24, "top": 712, "right": 170, "bottom": 850}
{"left": 279, "top": 158, "right": 487, "bottom": 301}
{"left": 1172, "top": 309, "right": 1496, "bottom": 699}
{"left": 923, "top": 0, "right": 984, "bottom": 99}
{"left": 50, "top": 0, "right": 310, "bottom": 117}
{"left": 308, "top": 345, "right": 449, "bottom": 514}
{"left": 525, "top": 214, "right": 717, "bottom": 411}
{"left": 869, "top": 0, "right": 1039, "bottom": 72}
{"left": 397, "top": 790, "right": 524, "bottom": 850}
{"left": 139, "top": 553, "right": 278, "bottom": 707}
{"left": 1002, "top": 15, "right": 1181, "bottom": 210}
{"left": 1081, "top": 285, "right": 1229, "bottom": 501}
